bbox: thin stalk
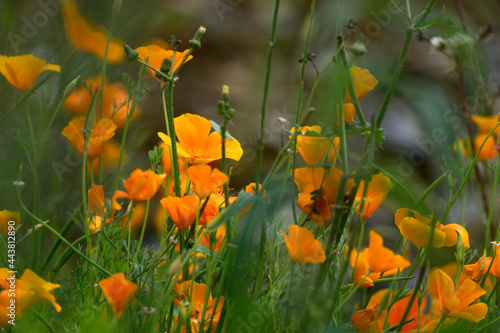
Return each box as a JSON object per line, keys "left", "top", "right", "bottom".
{"left": 442, "top": 123, "right": 500, "bottom": 223}
{"left": 132, "top": 199, "right": 151, "bottom": 264}
{"left": 0, "top": 73, "right": 54, "bottom": 125}
{"left": 16, "top": 188, "right": 110, "bottom": 276}
{"left": 162, "top": 81, "right": 181, "bottom": 197}
{"left": 374, "top": 0, "right": 438, "bottom": 128}
{"left": 255, "top": 0, "right": 281, "bottom": 187}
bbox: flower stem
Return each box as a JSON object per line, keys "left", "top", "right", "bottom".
{"left": 255, "top": 0, "right": 281, "bottom": 187}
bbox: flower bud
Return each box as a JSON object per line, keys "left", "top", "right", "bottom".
{"left": 189, "top": 26, "right": 206, "bottom": 50}
{"left": 64, "top": 75, "right": 80, "bottom": 95}
{"left": 123, "top": 44, "right": 139, "bottom": 61}
{"left": 160, "top": 58, "right": 172, "bottom": 74}
{"left": 168, "top": 256, "right": 182, "bottom": 277}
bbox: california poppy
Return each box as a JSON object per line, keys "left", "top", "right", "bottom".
{"left": 158, "top": 113, "right": 243, "bottom": 165}
{"left": 63, "top": 77, "right": 141, "bottom": 129}
{"left": 62, "top": 117, "right": 117, "bottom": 160}
{"left": 62, "top": 1, "right": 124, "bottom": 63}
{"left": 173, "top": 281, "right": 224, "bottom": 332}
{"left": 347, "top": 173, "right": 392, "bottom": 220}
{"left": 280, "top": 225, "right": 326, "bottom": 264}
{"left": 342, "top": 66, "right": 378, "bottom": 124}
{"left": 351, "top": 305, "right": 384, "bottom": 333}
{"left": 114, "top": 169, "right": 166, "bottom": 203}
{"left": 294, "top": 167, "right": 343, "bottom": 226}
{"left": 395, "top": 208, "right": 470, "bottom": 248}
{"left": 0, "top": 210, "right": 20, "bottom": 235}
{"left": 0, "top": 54, "right": 60, "bottom": 91}
{"left": 99, "top": 273, "right": 138, "bottom": 318}
{"left": 160, "top": 195, "right": 199, "bottom": 229}
{"left": 290, "top": 126, "right": 331, "bottom": 167}
{"left": 0, "top": 267, "right": 61, "bottom": 326}
{"left": 135, "top": 45, "right": 193, "bottom": 77}
{"left": 350, "top": 230, "right": 411, "bottom": 288}
{"left": 187, "top": 164, "right": 228, "bottom": 199}
{"left": 434, "top": 269, "right": 487, "bottom": 322}
{"left": 471, "top": 114, "right": 500, "bottom": 137}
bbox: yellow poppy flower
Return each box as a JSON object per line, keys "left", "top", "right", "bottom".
{"left": 0, "top": 54, "right": 60, "bottom": 91}
{"left": 0, "top": 210, "right": 20, "bottom": 235}
{"left": 395, "top": 208, "right": 470, "bottom": 248}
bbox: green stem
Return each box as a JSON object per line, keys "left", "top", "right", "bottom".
{"left": 31, "top": 309, "right": 56, "bottom": 333}
{"left": 255, "top": 0, "right": 281, "bottom": 187}
{"left": 162, "top": 83, "right": 181, "bottom": 197}
{"left": 16, "top": 188, "right": 110, "bottom": 276}
{"left": 415, "top": 170, "right": 450, "bottom": 208}
{"left": 132, "top": 199, "right": 151, "bottom": 264}
{"left": 0, "top": 73, "right": 54, "bottom": 125}
{"left": 442, "top": 123, "right": 500, "bottom": 224}
{"left": 374, "top": 0, "right": 437, "bottom": 128}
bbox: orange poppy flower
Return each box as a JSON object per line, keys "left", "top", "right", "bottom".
{"left": 290, "top": 126, "right": 331, "bottom": 167}
{"left": 456, "top": 134, "right": 498, "bottom": 160}
{"left": 489, "top": 244, "right": 500, "bottom": 279}
{"left": 158, "top": 113, "right": 243, "bottom": 165}
{"left": 232, "top": 182, "right": 271, "bottom": 217}
{"left": 159, "top": 141, "right": 187, "bottom": 175}
{"left": 0, "top": 54, "right": 60, "bottom": 91}
{"left": 160, "top": 195, "right": 199, "bottom": 229}
{"left": 187, "top": 164, "right": 228, "bottom": 199}
{"left": 200, "top": 224, "right": 226, "bottom": 252}
{"left": 0, "top": 210, "right": 20, "bottom": 235}
{"left": 345, "top": 66, "right": 379, "bottom": 103}
{"left": 366, "top": 289, "right": 428, "bottom": 332}
{"left": 114, "top": 169, "right": 166, "bottom": 203}
{"left": 280, "top": 225, "right": 326, "bottom": 264}
{"left": 62, "top": 117, "right": 117, "bottom": 160}
{"left": 99, "top": 273, "right": 138, "bottom": 319}
{"left": 63, "top": 77, "right": 141, "bottom": 129}
{"left": 199, "top": 195, "right": 223, "bottom": 225}
{"left": 342, "top": 66, "right": 378, "bottom": 124}
{"left": 347, "top": 173, "right": 392, "bottom": 220}
{"left": 395, "top": 208, "right": 470, "bottom": 248}
{"left": 434, "top": 269, "right": 487, "bottom": 322}
{"left": 471, "top": 114, "right": 500, "bottom": 137}
{"left": 464, "top": 251, "right": 492, "bottom": 283}
{"left": 173, "top": 281, "right": 224, "bottom": 332}
{"left": 464, "top": 245, "right": 500, "bottom": 281}
{"left": 62, "top": 1, "right": 124, "bottom": 64}
{"left": 88, "top": 140, "right": 123, "bottom": 175}
{"left": 351, "top": 305, "right": 384, "bottom": 333}
{"left": 135, "top": 45, "right": 193, "bottom": 77}
{"left": 350, "top": 230, "right": 411, "bottom": 288}
{"left": 294, "top": 167, "right": 343, "bottom": 226}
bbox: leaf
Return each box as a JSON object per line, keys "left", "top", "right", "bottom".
{"left": 207, "top": 191, "right": 259, "bottom": 231}
{"left": 209, "top": 120, "right": 234, "bottom": 140}
{"left": 418, "top": 5, "right": 445, "bottom": 31}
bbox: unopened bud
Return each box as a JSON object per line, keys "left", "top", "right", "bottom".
{"left": 168, "top": 256, "right": 182, "bottom": 277}
{"left": 64, "top": 76, "right": 80, "bottom": 96}
{"left": 160, "top": 58, "right": 172, "bottom": 74}
{"left": 123, "top": 44, "right": 139, "bottom": 61}
{"left": 189, "top": 26, "right": 206, "bottom": 50}
{"left": 227, "top": 108, "right": 236, "bottom": 118}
